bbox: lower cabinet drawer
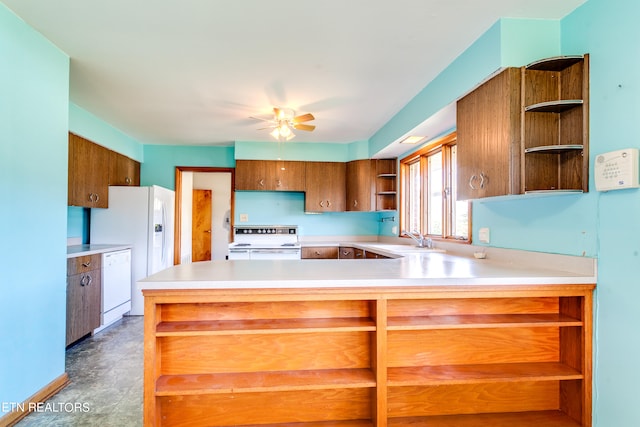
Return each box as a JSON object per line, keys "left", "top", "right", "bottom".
{"left": 302, "top": 246, "right": 339, "bottom": 259}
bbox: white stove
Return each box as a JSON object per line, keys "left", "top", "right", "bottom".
{"left": 228, "top": 225, "right": 301, "bottom": 260}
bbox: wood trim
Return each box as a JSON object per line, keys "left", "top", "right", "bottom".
{"left": 0, "top": 373, "right": 69, "bottom": 427}
{"left": 174, "top": 166, "right": 235, "bottom": 265}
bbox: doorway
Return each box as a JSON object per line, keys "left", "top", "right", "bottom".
{"left": 174, "top": 167, "right": 235, "bottom": 264}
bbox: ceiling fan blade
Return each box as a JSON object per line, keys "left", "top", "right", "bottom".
{"left": 249, "top": 116, "right": 274, "bottom": 122}
{"left": 293, "top": 123, "right": 315, "bottom": 132}
{"left": 292, "top": 113, "right": 315, "bottom": 123}
{"left": 273, "top": 107, "right": 283, "bottom": 119}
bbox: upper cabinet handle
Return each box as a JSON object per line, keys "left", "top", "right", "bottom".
{"left": 468, "top": 175, "right": 478, "bottom": 190}
{"left": 259, "top": 179, "right": 265, "bottom": 187}
{"left": 353, "top": 200, "right": 358, "bottom": 207}
{"left": 82, "top": 261, "right": 91, "bottom": 268}
{"left": 319, "top": 200, "right": 324, "bottom": 207}
{"left": 125, "top": 177, "right": 131, "bottom": 184}
{"left": 479, "top": 172, "right": 487, "bottom": 189}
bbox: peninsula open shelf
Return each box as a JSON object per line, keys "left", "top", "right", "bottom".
{"left": 143, "top": 284, "right": 594, "bottom": 427}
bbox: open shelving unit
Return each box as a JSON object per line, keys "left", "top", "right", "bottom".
{"left": 521, "top": 55, "right": 589, "bottom": 193}
{"left": 144, "top": 285, "right": 594, "bottom": 427}
{"left": 374, "top": 159, "right": 397, "bottom": 211}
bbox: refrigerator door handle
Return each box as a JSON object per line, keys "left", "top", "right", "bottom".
{"left": 161, "top": 203, "right": 166, "bottom": 265}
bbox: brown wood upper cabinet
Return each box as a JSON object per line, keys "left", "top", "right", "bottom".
{"left": 68, "top": 133, "right": 110, "bottom": 208}
{"left": 304, "top": 161, "right": 346, "bottom": 212}
{"left": 346, "top": 158, "right": 397, "bottom": 211}
{"left": 235, "top": 160, "right": 305, "bottom": 191}
{"left": 457, "top": 54, "right": 589, "bottom": 200}
{"left": 346, "top": 159, "right": 375, "bottom": 211}
{"left": 109, "top": 150, "right": 140, "bottom": 186}
{"left": 68, "top": 132, "right": 141, "bottom": 207}
{"left": 456, "top": 67, "right": 522, "bottom": 200}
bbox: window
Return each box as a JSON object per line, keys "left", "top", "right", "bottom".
{"left": 400, "top": 133, "right": 470, "bottom": 242}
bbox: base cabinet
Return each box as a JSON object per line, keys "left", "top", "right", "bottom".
{"left": 143, "top": 285, "right": 593, "bottom": 427}
{"left": 66, "top": 254, "right": 101, "bottom": 346}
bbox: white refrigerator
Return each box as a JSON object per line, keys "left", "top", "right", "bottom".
{"left": 90, "top": 185, "right": 175, "bottom": 315}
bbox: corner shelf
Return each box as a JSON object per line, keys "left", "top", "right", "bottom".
{"left": 375, "top": 159, "right": 397, "bottom": 210}
{"left": 524, "top": 99, "right": 583, "bottom": 113}
{"left": 522, "top": 54, "right": 589, "bottom": 193}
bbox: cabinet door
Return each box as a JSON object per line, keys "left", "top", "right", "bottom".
{"left": 272, "top": 161, "right": 305, "bottom": 191}
{"left": 68, "top": 133, "right": 110, "bottom": 208}
{"left": 305, "top": 162, "right": 346, "bottom": 212}
{"left": 235, "top": 160, "right": 266, "bottom": 190}
{"left": 66, "top": 271, "right": 101, "bottom": 346}
{"left": 109, "top": 151, "right": 140, "bottom": 186}
{"left": 456, "top": 68, "right": 521, "bottom": 200}
{"left": 346, "top": 160, "right": 374, "bottom": 211}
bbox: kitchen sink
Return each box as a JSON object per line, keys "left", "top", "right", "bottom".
{"left": 363, "top": 244, "right": 446, "bottom": 254}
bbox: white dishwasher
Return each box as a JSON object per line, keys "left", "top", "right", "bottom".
{"left": 96, "top": 249, "right": 132, "bottom": 332}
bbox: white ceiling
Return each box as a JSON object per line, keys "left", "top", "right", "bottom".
{"left": 3, "top": 0, "right": 585, "bottom": 149}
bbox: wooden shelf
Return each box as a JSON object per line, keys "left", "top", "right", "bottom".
{"left": 526, "top": 55, "right": 585, "bottom": 71}
{"left": 525, "top": 145, "right": 584, "bottom": 154}
{"left": 157, "top": 368, "right": 376, "bottom": 396}
{"left": 524, "top": 99, "right": 583, "bottom": 113}
{"left": 156, "top": 317, "right": 376, "bottom": 336}
{"left": 226, "top": 421, "right": 373, "bottom": 427}
{"left": 387, "top": 313, "right": 582, "bottom": 330}
{"left": 388, "top": 362, "right": 582, "bottom": 387}
{"left": 389, "top": 410, "right": 582, "bottom": 426}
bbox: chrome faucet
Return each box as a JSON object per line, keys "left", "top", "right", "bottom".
{"left": 401, "top": 230, "right": 433, "bottom": 248}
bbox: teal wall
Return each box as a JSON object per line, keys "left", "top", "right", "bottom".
{"left": 141, "top": 144, "right": 235, "bottom": 189}
{"left": 561, "top": 0, "right": 640, "bottom": 425}
{"left": 0, "top": 3, "right": 70, "bottom": 412}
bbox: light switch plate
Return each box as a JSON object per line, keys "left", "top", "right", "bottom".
{"left": 479, "top": 227, "right": 490, "bottom": 243}
{"left": 239, "top": 213, "right": 249, "bottom": 222}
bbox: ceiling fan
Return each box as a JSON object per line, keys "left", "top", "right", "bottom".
{"left": 251, "top": 107, "right": 316, "bottom": 141}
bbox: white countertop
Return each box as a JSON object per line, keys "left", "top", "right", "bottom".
{"left": 139, "top": 243, "right": 597, "bottom": 291}
{"left": 67, "top": 244, "right": 133, "bottom": 258}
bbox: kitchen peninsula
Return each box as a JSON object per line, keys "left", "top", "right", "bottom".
{"left": 140, "top": 247, "right": 595, "bottom": 427}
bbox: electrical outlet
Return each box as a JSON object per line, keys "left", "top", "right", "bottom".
{"left": 239, "top": 214, "right": 248, "bottom": 222}
{"left": 479, "top": 227, "right": 490, "bottom": 243}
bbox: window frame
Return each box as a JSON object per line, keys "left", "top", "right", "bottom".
{"left": 399, "top": 132, "right": 471, "bottom": 243}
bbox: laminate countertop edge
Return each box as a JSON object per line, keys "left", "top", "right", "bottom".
{"left": 67, "top": 244, "right": 133, "bottom": 258}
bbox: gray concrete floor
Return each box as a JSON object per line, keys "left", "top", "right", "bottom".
{"left": 16, "top": 316, "right": 143, "bottom": 427}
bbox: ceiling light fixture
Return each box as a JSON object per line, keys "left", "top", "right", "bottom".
{"left": 400, "top": 135, "right": 427, "bottom": 144}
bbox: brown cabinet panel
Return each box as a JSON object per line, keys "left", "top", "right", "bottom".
{"left": 66, "top": 255, "right": 101, "bottom": 346}
{"left": 456, "top": 67, "right": 522, "bottom": 200}
{"left": 109, "top": 151, "right": 140, "bottom": 186}
{"left": 346, "top": 160, "right": 375, "bottom": 211}
{"left": 235, "top": 160, "right": 305, "bottom": 191}
{"left": 68, "top": 133, "right": 110, "bottom": 208}
{"left": 304, "top": 162, "right": 346, "bottom": 212}
{"left": 302, "top": 246, "right": 339, "bottom": 259}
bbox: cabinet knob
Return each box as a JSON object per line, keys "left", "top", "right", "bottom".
{"left": 125, "top": 177, "right": 131, "bottom": 184}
